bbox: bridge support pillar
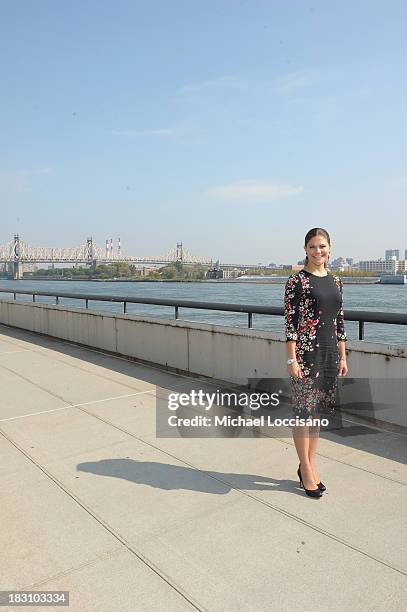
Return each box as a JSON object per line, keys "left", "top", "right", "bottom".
{"left": 7, "top": 261, "right": 24, "bottom": 279}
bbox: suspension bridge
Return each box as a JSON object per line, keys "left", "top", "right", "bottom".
{"left": 0, "top": 235, "right": 214, "bottom": 279}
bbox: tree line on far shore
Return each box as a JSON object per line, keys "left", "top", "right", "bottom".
{"left": 23, "top": 262, "right": 207, "bottom": 280}
{"left": 8, "top": 262, "right": 379, "bottom": 280}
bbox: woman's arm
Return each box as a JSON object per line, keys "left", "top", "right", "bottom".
{"left": 336, "top": 277, "right": 348, "bottom": 376}
{"left": 336, "top": 277, "right": 347, "bottom": 342}
{"left": 284, "top": 273, "right": 302, "bottom": 341}
{"left": 284, "top": 274, "right": 303, "bottom": 378}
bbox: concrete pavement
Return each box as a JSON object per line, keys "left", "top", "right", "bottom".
{"left": 0, "top": 324, "right": 406, "bottom": 611}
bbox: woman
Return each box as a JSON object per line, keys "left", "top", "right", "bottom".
{"left": 284, "top": 228, "right": 348, "bottom": 498}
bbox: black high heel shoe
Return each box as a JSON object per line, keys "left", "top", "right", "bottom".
{"left": 297, "top": 465, "right": 323, "bottom": 498}
{"left": 298, "top": 464, "right": 326, "bottom": 491}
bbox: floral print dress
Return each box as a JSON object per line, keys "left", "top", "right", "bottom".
{"left": 284, "top": 269, "right": 347, "bottom": 418}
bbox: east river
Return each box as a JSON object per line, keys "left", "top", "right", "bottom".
{"left": 0, "top": 279, "right": 406, "bottom": 347}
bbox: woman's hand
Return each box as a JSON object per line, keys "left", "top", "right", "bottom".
{"left": 288, "top": 361, "right": 303, "bottom": 379}
{"left": 338, "top": 358, "right": 348, "bottom": 377}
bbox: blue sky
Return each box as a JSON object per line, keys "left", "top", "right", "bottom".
{"left": 1, "top": 0, "right": 406, "bottom": 264}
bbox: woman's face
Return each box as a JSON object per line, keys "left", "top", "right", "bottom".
{"left": 304, "top": 235, "right": 330, "bottom": 266}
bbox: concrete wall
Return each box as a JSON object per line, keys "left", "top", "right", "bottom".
{"left": 0, "top": 299, "right": 406, "bottom": 429}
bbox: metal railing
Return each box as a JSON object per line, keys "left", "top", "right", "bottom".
{"left": 0, "top": 288, "right": 407, "bottom": 340}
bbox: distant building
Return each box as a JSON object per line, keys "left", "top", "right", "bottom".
{"left": 358, "top": 257, "right": 407, "bottom": 274}
{"left": 330, "top": 257, "right": 360, "bottom": 271}
{"left": 385, "top": 249, "right": 399, "bottom": 260}
{"left": 358, "top": 258, "right": 395, "bottom": 273}
{"left": 207, "top": 267, "right": 246, "bottom": 279}
{"left": 222, "top": 268, "right": 243, "bottom": 279}
{"left": 397, "top": 260, "right": 407, "bottom": 272}
{"left": 330, "top": 257, "right": 346, "bottom": 270}
{"left": 206, "top": 268, "right": 221, "bottom": 279}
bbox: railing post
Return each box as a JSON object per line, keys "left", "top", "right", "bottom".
{"left": 123, "top": 301, "right": 127, "bottom": 314}
{"left": 32, "top": 294, "right": 36, "bottom": 302}
{"left": 248, "top": 312, "right": 253, "bottom": 328}
{"left": 359, "top": 321, "right": 364, "bottom": 340}
{"left": 56, "top": 296, "right": 59, "bottom": 305}
{"left": 85, "top": 299, "right": 89, "bottom": 309}
{"left": 175, "top": 306, "right": 179, "bottom": 320}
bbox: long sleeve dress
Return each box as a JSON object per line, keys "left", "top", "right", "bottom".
{"left": 284, "top": 269, "right": 347, "bottom": 418}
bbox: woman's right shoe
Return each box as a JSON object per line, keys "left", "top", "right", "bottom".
{"left": 297, "top": 465, "right": 323, "bottom": 498}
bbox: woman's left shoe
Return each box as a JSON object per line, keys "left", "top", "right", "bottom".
{"left": 299, "top": 463, "right": 327, "bottom": 491}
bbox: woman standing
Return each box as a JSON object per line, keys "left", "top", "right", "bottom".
{"left": 284, "top": 228, "right": 348, "bottom": 498}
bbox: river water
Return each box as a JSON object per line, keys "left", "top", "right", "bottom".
{"left": 0, "top": 279, "right": 406, "bottom": 347}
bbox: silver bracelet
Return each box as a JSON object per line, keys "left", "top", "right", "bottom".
{"left": 286, "top": 358, "right": 297, "bottom": 365}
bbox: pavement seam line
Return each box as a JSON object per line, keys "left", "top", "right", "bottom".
{"left": 0, "top": 345, "right": 158, "bottom": 397}
{"left": 0, "top": 361, "right": 77, "bottom": 404}
{"left": 0, "top": 389, "right": 154, "bottom": 423}
{"left": 0, "top": 347, "right": 49, "bottom": 355}
{"left": 78, "top": 406, "right": 407, "bottom": 579}
{"left": 265, "top": 435, "right": 407, "bottom": 488}
{"left": 23, "top": 547, "right": 125, "bottom": 590}
{"left": 23, "top": 345, "right": 165, "bottom": 394}
{"left": 0, "top": 427, "right": 205, "bottom": 612}
{"left": 0, "top": 330, "right": 51, "bottom": 350}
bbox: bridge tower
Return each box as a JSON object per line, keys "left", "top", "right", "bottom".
{"left": 86, "top": 237, "right": 97, "bottom": 267}
{"left": 8, "top": 234, "right": 23, "bottom": 279}
{"left": 176, "top": 242, "right": 183, "bottom": 263}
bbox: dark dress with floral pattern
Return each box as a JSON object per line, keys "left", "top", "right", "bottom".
{"left": 284, "top": 269, "right": 347, "bottom": 418}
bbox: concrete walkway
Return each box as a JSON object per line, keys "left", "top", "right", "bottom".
{"left": 0, "top": 324, "right": 406, "bottom": 611}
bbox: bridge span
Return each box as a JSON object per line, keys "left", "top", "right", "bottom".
{"left": 0, "top": 235, "right": 262, "bottom": 279}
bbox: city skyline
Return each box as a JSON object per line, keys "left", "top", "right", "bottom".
{"left": 1, "top": 1, "right": 406, "bottom": 261}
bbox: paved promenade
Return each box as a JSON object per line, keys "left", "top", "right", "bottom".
{"left": 1, "top": 324, "right": 406, "bottom": 611}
